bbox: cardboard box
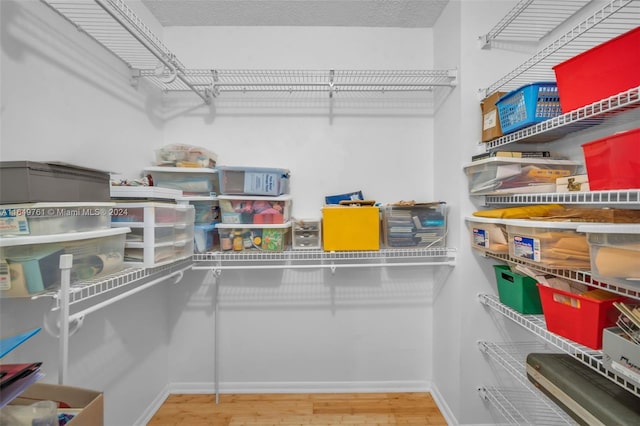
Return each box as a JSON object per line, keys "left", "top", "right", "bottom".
{"left": 10, "top": 382, "right": 103, "bottom": 426}
{"left": 480, "top": 91, "right": 506, "bottom": 142}
{"left": 322, "top": 206, "right": 379, "bottom": 251}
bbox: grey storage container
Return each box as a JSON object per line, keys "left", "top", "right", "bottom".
{"left": 0, "top": 161, "right": 111, "bottom": 203}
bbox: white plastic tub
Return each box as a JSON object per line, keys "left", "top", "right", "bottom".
{"left": 218, "top": 195, "right": 292, "bottom": 225}
{"left": 144, "top": 166, "right": 219, "bottom": 196}
{"left": 0, "top": 203, "right": 115, "bottom": 237}
{"left": 577, "top": 224, "right": 640, "bottom": 287}
{"left": 465, "top": 216, "right": 508, "bottom": 254}
{"left": 0, "top": 227, "right": 130, "bottom": 297}
{"left": 505, "top": 219, "right": 592, "bottom": 269}
{"left": 464, "top": 157, "right": 581, "bottom": 195}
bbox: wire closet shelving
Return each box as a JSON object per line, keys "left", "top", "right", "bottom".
{"left": 478, "top": 341, "right": 577, "bottom": 425}
{"left": 40, "top": 0, "right": 458, "bottom": 107}
{"left": 482, "top": 0, "right": 640, "bottom": 95}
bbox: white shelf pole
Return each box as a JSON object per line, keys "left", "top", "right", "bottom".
{"left": 58, "top": 254, "right": 73, "bottom": 385}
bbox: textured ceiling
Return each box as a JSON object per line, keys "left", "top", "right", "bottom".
{"left": 141, "top": 0, "right": 450, "bottom": 28}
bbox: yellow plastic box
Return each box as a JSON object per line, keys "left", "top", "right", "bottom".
{"left": 322, "top": 206, "right": 380, "bottom": 251}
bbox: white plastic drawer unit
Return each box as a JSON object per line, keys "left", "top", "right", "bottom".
{"left": 291, "top": 218, "right": 322, "bottom": 250}
{"left": 463, "top": 157, "right": 581, "bottom": 195}
{"left": 0, "top": 202, "right": 115, "bottom": 237}
{"left": 110, "top": 202, "right": 195, "bottom": 267}
{"left": 577, "top": 224, "right": 640, "bottom": 288}
{"left": 0, "top": 227, "right": 130, "bottom": 298}
{"left": 143, "top": 166, "right": 219, "bottom": 196}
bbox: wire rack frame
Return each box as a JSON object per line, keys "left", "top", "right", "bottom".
{"left": 483, "top": 0, "right": 639, "bottom": 95}
{"left": 479, "top": 293, "right": 640, "bottom": 397}
{"left": 483, "top": 189, "right": 640, "bottom": 207}
{"left": 479, "top": 0, "right": 593, "bottom": 47}
{"left": 141, "top": 69, "right": 458, "bottom": 96}
{"left": 478, "top": 341, "right": 577, "bottom": 424}
{"left": 479, "top": 386, "right": 577, "bottom": 425}
{"left": 40, "top": 0, "right": 180, "bottom": 70}
{"left": 192, "top": 247, "right": 456, "bottom": 270}
{"left": 40, "top": 258, "right": 193, "bottom": 307}
{"left": 483, "top": 86, "right": 640, "bottom": 148}
{"left": 482, "top": 250, "right": 640, "bottom": 300}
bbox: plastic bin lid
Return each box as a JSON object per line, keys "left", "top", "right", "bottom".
{"left": 464, "top": 216, "right": 506, "bottom": 225}
{"left": 215, "top": 221, "right": 291, "bottom": 229}
{"left": 143, "top": 166, "right": 217, "bottom": 174}
{"left": 217, "top": 194, "right": 292, "bottom": 201}
{"left": 576, "top": 223, "right": 640, "bottom": 234}
{"left": 502, "top": 219, "right": 595, "bottom": 230}
{"left": 1, "top": 202, "right": 115, "bottom": 209}
{"left": 195, "top": 223, "right": 218, "bottom": 231}
{"left": 0, "top": 227, "right": 131, "bottom": 247}
{"left": 463, "top": 156, "right": 580, "bottom": 169}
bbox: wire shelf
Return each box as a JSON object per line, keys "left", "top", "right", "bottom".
{"left": 479, "top": 386, "right": 577, "bottom": 425}
{"left": 483, "top": 189, "right": 640, "bottom": 207}
{"left": 480, "top": 0, "right": 593, "bottom": 47}
{"left": 40, "top": 258, "right": 193, "bottom": 307}
{"left": 478, "top": 341, "right": 578, "bottom": 424}
{"left": 483, "top": 86, "right": 640, "bottom": 148}
{"left": 41, "top": 0, "right": 181, "bottom": 70}
{"left": 482, "top": 249, "right": 640, "bottom": 300}
{"left": 479, "top": 293, "right": 640, "bottom": 398}
{"left": 483, "top": 0, "right": 640, "bottom": 95}
{"left": 141, "top": 68, "right": 458, "bottom": 95}
{"left": 192, "top": 247, "right": 457, "bottom": 270}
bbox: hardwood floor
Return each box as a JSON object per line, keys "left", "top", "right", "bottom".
{"left": 147, "top": 392, "right": 448, "bottom": 425}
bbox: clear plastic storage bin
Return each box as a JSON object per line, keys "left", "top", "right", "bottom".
{"left": 218, "top": 195, "right": 292, "bottom": 225}
{"left": 176, "top": 196, "right": 219, "bottom": 224}
{"left": 505, "top": 219, "right": 592, "bottom": 269}
{"left": 216, "top": 222, "right": 291, "bottom": 252}
{"left": 382, "top": 203, "right": 447, "bottom": 248}
{"left": 577, "top": 224, "right": 640, "bottom": 288}
{"left": 464, "top": 157, "right": 581, "bottom": 195}
{"left": 0, "top": 202, "right": 115, "bottom": 237}
{"left": 466, "top": 216, "right": 508, "bottom": 254}
{"left": 0, "top": 227, "right": 129, "bottom": 297}
{"left": 217, "top": 166, "right": 290, "bottom": 196}
{"left": 144, "top": 166, "right": 219, "bottom": 196}
{"left": 194, "top": 223, "right": 218, "bottom": 253}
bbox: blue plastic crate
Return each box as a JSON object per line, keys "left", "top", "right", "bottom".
{"left": 496, "top": 82, "right": 561, "bottom": 134}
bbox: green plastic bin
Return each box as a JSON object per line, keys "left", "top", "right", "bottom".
{"left": 493, "top": 264, "right": 543, "bottom": 314}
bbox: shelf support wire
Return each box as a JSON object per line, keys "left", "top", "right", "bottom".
{"left": 67, "top": 264, "right": 190, "bottom": 323}
{"left": 58, "top": 254, "right": 73, "bottom": 385}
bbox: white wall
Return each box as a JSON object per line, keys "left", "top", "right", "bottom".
{"left": 161, "top": 25, "right": 445, "bottom": 396}
{"left": 0, "top": 1, "right": 169, "bottom": 425}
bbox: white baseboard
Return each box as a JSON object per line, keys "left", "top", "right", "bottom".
{"left": 169, "top": 379, "right": 430, "bottom": 394}
{"left": 133, "top": 384, "right": 170, "bottom": 426}
{"left": 429, "top": 382, "right": 459, "bottom": 425}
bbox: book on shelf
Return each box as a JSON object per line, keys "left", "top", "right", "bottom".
{"left": 471, "top": 151, "right": 552, "bottom": 162}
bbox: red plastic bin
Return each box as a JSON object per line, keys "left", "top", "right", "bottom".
{"left": 582, "top": 128, "right": 640, "bottom": 191}
{"left": 553, "top": 26, "right": 640, "bottom": 113}
{"left": 537, "top": 284, "right": 624, "bottom": 350}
